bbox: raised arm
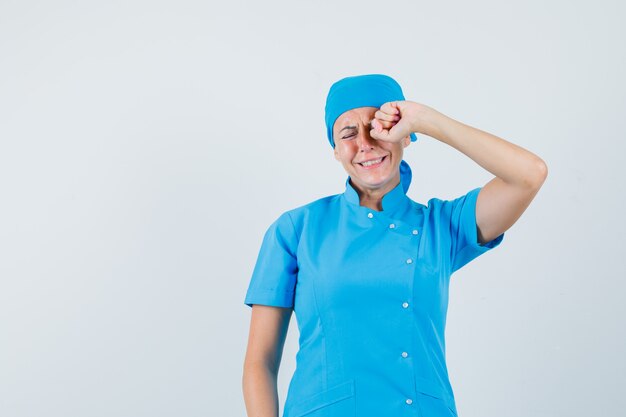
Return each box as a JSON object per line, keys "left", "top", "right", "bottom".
{"left": 371, "top": 101, "right": 548, "bottom": 244}
{"left": 242, "top": 305, "right": 293, "bottom": 417}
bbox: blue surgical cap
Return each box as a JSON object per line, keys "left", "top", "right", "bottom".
{"left": 324, "top": 74, "right": 418, "bottom": 148}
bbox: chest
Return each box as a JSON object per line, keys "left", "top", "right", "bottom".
{"left": 293, "top": 212, "right": 451, "bottom": 317}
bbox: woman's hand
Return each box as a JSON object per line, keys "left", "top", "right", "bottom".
{"left": 370, "top": 100, "right": 438, "bottom": 143}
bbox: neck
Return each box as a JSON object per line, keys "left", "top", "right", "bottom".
{"left": 351, "top": 172, "right": 401, "bottom": 211}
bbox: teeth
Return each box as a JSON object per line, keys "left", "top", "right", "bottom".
{"left": 361, "top": 157, "right": 383, "bottom": 167}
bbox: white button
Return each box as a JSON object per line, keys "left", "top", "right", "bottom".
{"left": 367, "top": 213, "right": 373, "bottom": 218}
{"left": 401, "top": 351, "right": 408, "bottom": 358}
{"left": 389, "top": 223, "right": 396, "bottom": 229}
{"left": 406, "top": 258, "right": 413, "bottom": 264}
{"left": 402, "top": 302, "right": 409, "bottom": 308}
{"left": 412, "top": 229, "right": 419, "bottom": 235}
{"left": 406, "top": 398, "right": 413, "bottom": 405}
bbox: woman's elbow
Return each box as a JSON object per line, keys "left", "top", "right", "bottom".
{"left": 535, "top": 157, "right": 548, "bottom": 184}
{"left": 525, "top": 156, "right": 548, "bottom": 189}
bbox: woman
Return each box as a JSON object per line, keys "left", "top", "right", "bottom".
{"left": 242, "top": 74, "right": 547, "bottom": 417}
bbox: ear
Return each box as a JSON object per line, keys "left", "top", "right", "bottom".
{"left": 402, "top": 136, "right": 411, "bottom": 148}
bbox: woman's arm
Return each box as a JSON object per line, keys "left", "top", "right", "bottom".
{"left": 242, "top": 305, "right": 293, "bottom": 417}
{"left": 371, "top": 101, "right": 548, "bottom": 244}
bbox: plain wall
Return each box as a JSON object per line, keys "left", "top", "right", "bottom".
{"left": 1, "top": 1, "right": 624, "bottom": 416}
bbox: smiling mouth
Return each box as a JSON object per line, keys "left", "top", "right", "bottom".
{"left": 358, "top": 155, "right": 387, "bottom": 167}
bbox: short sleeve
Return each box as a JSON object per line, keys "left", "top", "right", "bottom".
{"left": 244, "top": 212, "right": 299, "bottom": 308}
{"left": 448, "top": 187, "right": 504, "bottom": 273}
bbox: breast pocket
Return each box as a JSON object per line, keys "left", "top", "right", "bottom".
{"left": 286, "top": 379, "right": 355, "bottom": 417}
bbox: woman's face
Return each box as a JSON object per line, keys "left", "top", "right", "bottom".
{"left": 333, "top": 106, "right": 410, "bottom": 194}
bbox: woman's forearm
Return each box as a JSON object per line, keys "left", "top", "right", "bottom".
{"left": 421, "top": 107, "right": 547, "bottom": 188}
{"left": 242, "top": 362, "right": 280, "bottom": 417}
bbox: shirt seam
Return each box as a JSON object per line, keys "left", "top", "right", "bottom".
{"left": 288, "top": 210, "right": 327, "bottom": 391}
{"left": 286, "top": 211, "right": 301, "bottom": 243}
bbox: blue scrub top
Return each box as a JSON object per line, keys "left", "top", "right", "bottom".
{"left": 244, "top": 163, "right": 504, "bottom": 417}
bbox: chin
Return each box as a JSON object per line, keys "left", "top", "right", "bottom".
{"left": 354, "top": 171, "right": 395, "bottom": 188}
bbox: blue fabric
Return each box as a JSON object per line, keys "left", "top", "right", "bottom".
{"left": 244, "top": 164, "right": 504, "bottom": 417}
{"left": 324, "top": 73, "right": 418, "bottom": 148}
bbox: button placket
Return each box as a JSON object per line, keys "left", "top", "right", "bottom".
{"left": 401, "top": 229, "right": 417, "bottom": 408}
{"left": 367, "top": 209, "right": 417, "bottom": 407}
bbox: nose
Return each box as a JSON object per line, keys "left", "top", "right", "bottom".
{"left": 356, "top": 127, "right": 376, "bottom": 151}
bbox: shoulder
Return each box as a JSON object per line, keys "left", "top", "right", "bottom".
{"left": 420, "top": 187, "right": 482, "bottom": 211}
{"left": 406, "top": 187, "right": 482, "bottom": 223}
{"left": 269, "top": 192, "right": 343, "bottom": 237}
{"left": 282, "top": 193, "right": 342, "bottom": 221}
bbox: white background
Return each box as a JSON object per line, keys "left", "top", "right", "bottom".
{"left": 1, "top": 1, "right": 624, "bottom": 416}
